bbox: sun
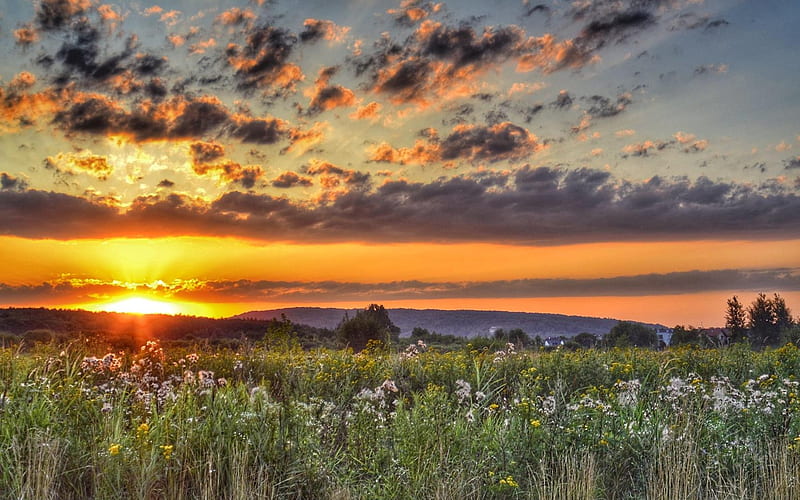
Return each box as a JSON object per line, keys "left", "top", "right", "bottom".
{"left": 97, "top": 296, "right": 181, "bottom": 315}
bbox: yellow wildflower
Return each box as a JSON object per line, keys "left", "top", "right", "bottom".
{"left": 530, "top": 419, "right": 541, "bottom": 428}
{"left": 108, "top": 443, "right": 121, "bottom": 456}
{"left": 160, "top": 444, "right": 174, "bottom": 460}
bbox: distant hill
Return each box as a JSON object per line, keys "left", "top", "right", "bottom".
{"left": 235, "top": 307, "right": 664, "bottom": 338}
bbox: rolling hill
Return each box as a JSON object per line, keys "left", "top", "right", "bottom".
{"left": 234, "top": 307, "right": 663, "bottom": 338}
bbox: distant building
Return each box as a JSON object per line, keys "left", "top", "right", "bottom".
{"left": 656, "top": 327, "right": 673, "bottom": 346}
{"left": 701, "top": 327, "right": 730, "bottom": 346}
{"left": 544, "top": 336, "right": 565, "bottom": 347}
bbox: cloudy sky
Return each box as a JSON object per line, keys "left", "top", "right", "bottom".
{"left": 0, "top": 0, "right": 798, "bottom": 326}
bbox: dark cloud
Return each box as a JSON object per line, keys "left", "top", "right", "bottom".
{"left": 35, "top": 0, "right": 91, "bottom": 31}
{"left": 439, "top": 122, "right": 542, "bottom": 162}
{"left": 225, "top": 24, "right": 302, "bottom": 91}
{"left": 272, "top": 171, "right": 313, "bottom": 188}
{"left": 579, "top": 10, "right": 655, "bottom": 47}
{"left": 305, "top": 67, "right": 356, "bottom": 115}
{"left": 189, "top": 141, "right": 226, "bottom": 164}
{"left": 230, "top": 117, "right": 289, "bottom": 144}
{"left": 299, "top": 19, "right": 348, "bottom": 43}
{"left": 585, "top": 93, "right": 632, "bottom": 118}
{"left": 157, "top": 179, "right": 175, "bottom": 188}
{"left": 370, "top": 122, "right": 542, "bottom": 165}
{"left": 524, "top": 4, "right": 551, "bottom": 17}
{"left": 3, "top": 168, "right": 797, "bottom": 244}
{"left": 1, "top": 172, "right": 28, "bottom": 191}
{"left": 785, "top": 157, "right": 800, "bottom": 170}
{"left": 551, "top": 90, "right": 573, "bottom": 109}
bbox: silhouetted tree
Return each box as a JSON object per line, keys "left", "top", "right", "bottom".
{"left": 725, "top": 296, "right": 748, "bottom": 343}
{"left": 336, "top": 304, "right": 400, "bottom": 351}
{"left": 494, "top": 327, "right": 530, "bottom": 347}
{"left": 748, "top": 293, "right": 778, "bottom": 347}
{"left": 573, "top": 332, "right": 598, "bottom": 348}
{"left": 603, "top": 322, "right": 658, "bottom": 348}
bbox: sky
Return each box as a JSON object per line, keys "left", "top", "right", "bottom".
{"left": 0, "top": 0, "right": 798, "bottom": 327}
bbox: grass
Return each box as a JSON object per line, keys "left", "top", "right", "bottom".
{"left": 2, "top": 339, "right": 800, "bottom": 498}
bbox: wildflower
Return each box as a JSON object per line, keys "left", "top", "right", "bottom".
{"left": 489, "top": 403, "right": 499, "bottom": 412}
{"left": 108, "top": 443, "right": 121, "bottom": 455}
{"left": 530, "top": 419, "right": 541, "bottom": 428}
{"left": 598, "top": 439, "right": 608, "bottom": 446}
{"left": 455, "top": 379, "right": 472, "bottom": 404}
{"left": 499, "top": 475, "right": 519, "bottom": 488}
{"left": 160, "top": 444, "right": 174, "bottom": 460}
{"left": 380, "top": 379, "right": 398, "bottom": 393}
{"left": 101, "top": 402, "right": 113, "bottom": 413}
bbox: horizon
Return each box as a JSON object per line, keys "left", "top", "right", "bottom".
{"left": 1, "top": 1, "right": 798, "bottom": 327}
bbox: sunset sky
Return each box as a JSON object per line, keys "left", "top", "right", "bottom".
{"left": 0, "top": 0, "right": 798, "bottom": 327}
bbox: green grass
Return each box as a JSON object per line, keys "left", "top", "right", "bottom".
{"left": 2, "top": 339, "right": 800, "bottom": 498}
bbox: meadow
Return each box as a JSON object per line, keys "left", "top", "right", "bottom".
{"left": 2, "top": 338, "right": 800, "bottom": 499}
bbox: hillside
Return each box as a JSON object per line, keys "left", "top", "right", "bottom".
{"left": 235, "top": 307, "right": 661, "bottom": 338}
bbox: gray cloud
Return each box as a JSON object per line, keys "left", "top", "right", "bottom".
{"left": 2, "top": 167, "right": 799, "bottom": 244}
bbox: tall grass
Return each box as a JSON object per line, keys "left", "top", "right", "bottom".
{"left": 2, "top": 339, "right": 800, "bottom": 498}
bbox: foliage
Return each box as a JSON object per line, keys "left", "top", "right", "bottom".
{"left": 725, "top": 295, "right": 748, "bottom": 343}
{"left": 747, "top": 293, "right": 795, "bottom": 348}
{"left": 336, "top": 304, "right": 400, "bottom": 351}
{"left": 603, "top": 321, "right": 659, "bottom": 348}
{"left": 5, "top": 339, "right": 800, "bottom": 498}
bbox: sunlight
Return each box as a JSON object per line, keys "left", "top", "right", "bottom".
{"left": 96, "top": 296, "right": 181, "bottom": 315}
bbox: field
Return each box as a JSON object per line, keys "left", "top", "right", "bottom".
{"left": 3, "top": 339, "right": 800, "bottom": 499}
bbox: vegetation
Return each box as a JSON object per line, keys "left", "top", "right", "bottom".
{"left": 3, "top": 334, "right": 800, "bottom": 499}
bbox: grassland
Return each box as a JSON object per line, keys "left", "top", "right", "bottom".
{"left": 2, "top": 338, "right": 800, "bottom": 499}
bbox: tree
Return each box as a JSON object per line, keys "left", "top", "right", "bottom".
{"left": 772, "top": 294, "right": 794, "bottom": 332}
{"left": 573, "top": 332, "right": 599, "bottom": 349}
{"left": 336, "top": 304, "right": 400, "bottom": 351}
{"left": 670, "top": 325, "right": 701, "bottom": 347}
{"left": 494, "top": 327, "right": 530, "bottom": 347}
{"left": 747, "top": 293, "right": 778, "bottom": 347}
{"left": 603, "top": 322, "right": 659, "bottom": 349}
{"left": 725, "top": 296, "right": 748, "bottom": 343}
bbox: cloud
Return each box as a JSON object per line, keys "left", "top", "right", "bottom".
{"left": 785, "top": 157, "right": 800, "bottom": 170}
{"left": 694, "top": 64, "right": 728, "bottom": 76}
{"left": 14, "top": 25, "right": 39, "bottom": 46}
{"left": 622, "top": 140, "right": 671, "bottom": 157}
{"left": 585, "top": 93, "right": 632, "bottom": 118}
{"left": 387, "top": 0, "right": 440, "bottom": 26}
{"left": 225, "top": 24, "right": 303, "bottom": 91}
{"left": 304, "top": 67, "right": 356, "bottom": 115}
{"left": 615, "top": 129, "right": 636, "bottom": 137}
{"left": 674, "top": 131, "right": 709, "bottom": 153}
{"left": 370, "top": 122, "right": 543, "bottom": 165}
{"left": 3, "top": 167, "right": 798, "bottom": 244}
{"left": 6, "top": 267, "right": 798, "bottom": 305}
{"left": 299, "top": 19, "right": 350, "bottom": 44}
{"left": 215, "top": 7, "right": 256, "bottom": 26}
{"left": 551, "top": 90, "right": 573, "bottom": 109}
{"left": 304, "top": 160, "right": 370, "bottom": 187}
{"left": 189, "top": 141, "right": 225, "bottom": 164}
{"left": 349, "top": 101, "right": 382, "bottom": 121}
{"left": 272, "top": 171, "right": 313, "bottom": 188}
{"left": 45, "top": 152, "right": 114, "bottom": 180}
{"left": 1, "top": 172, "right": 28, "bottom": 191}
{"left": 35, "top": 0, "right": 91, "bottom": 31}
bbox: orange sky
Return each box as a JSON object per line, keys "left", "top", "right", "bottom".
{"left": 1, "top": 235, "right": 797, "bottom": 326}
